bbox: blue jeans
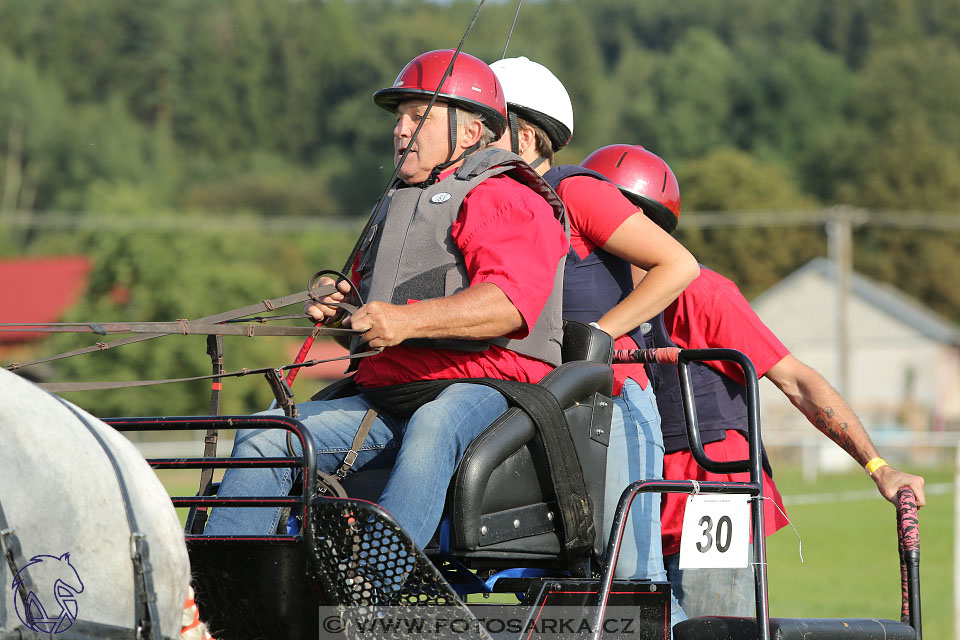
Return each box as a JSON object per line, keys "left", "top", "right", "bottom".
{"left": 604, "top": 379, "right": 686, "bottom": 625}
{"left": 664, "top": 546, "right": 756, "bottom": 617}
{"left": 204, "top": 383, "right": 508, "bottom": 548}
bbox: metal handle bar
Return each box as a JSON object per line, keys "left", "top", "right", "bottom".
{"left": 614, "top": 346, "right": 762, "bottom": 476}
{"left": 601, "top": 347, "right": 770, "bottom": 640}
{"left": 678, "top": 348, "right": 762, "bottom": 476}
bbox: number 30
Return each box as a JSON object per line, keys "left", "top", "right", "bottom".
{"left": 696, "top": 515, "right": 733, "bottom": 553}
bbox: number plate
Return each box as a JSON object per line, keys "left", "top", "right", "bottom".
{"left": 678, "top": 494, "right": 749, "bottom": 569}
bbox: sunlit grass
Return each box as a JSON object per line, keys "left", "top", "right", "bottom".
{"left": 767, "top": 466, "right": 951, "bottom": 638}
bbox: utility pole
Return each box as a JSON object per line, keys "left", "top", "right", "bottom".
{"left": 826, "top": 206, "right": 854, "bottom": 398}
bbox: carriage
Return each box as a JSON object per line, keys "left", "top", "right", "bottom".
{"left": 1, "top": 299, "right": 922, "bottom": 640}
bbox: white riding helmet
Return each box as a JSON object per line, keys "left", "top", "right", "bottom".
{"left": 490, "top": 56, "right": 574, "bottom": 152}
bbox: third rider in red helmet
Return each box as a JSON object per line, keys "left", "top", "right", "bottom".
{"left": 583, "top": 143, "right": 927, "bottom": 618}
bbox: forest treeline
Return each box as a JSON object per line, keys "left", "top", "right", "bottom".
{"left": 2, "top": 0, "right": 959, "bottom": 415}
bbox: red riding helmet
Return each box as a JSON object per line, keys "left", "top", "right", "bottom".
{"left": 581, "top": 144, "right": 681, "bottom": 234}
{"left": 373, "top": 49, "right": 508, "bottom": 138}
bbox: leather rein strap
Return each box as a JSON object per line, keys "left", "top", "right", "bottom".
{"left": 1, "top": 320, "right": 358, "bottom": 338}
{"left": 36, "top": 349, "right": 378, "bottom": 393}
{"left": 4, "top": 282, "right": 345, "bottom": 371}
{"left": 0, "top": 280, "right": 383, "bottom": 393}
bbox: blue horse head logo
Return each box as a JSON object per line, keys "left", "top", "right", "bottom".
{"left": 11, "top": 552, "right": 85, "bottom": 634}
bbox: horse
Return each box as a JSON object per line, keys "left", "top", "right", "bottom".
{"left": 0, "top": 368, "right": 194, "bottom": 639}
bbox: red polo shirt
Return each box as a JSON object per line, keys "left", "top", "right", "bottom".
{"left": 660, "top": 269, "right": 791, "bottom": 555}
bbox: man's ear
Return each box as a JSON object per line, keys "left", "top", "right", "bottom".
{"left": 459, "top": 117, "right": 485, "bottom": 148}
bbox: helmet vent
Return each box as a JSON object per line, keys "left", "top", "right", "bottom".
{"left": 616, "top": 151, "right": 628, "bottom": 168}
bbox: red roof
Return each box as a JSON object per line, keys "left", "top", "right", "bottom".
{"left": 0, "top": 256, "right": 91, "bottom": 343}
{"left": 285, "top": 338, "right": 351, "bottom": 381}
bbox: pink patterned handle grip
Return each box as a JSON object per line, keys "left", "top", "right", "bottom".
{"left": 612, "top": 347, "right": 681, "bottom": 365}
{"left": 896, "top": 486, "right": 920, "bottom": 628}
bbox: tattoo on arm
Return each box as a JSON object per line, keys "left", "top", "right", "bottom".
{"left": 814, "top": 406, "right": 857, "bottom": 459}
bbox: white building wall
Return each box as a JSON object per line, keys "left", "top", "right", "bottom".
{"left": 749, "top": 268, "right": 960, "bottom": 454}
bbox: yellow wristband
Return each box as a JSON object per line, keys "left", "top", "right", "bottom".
{"left": 865, "top": 457, "right": 888, "bottom": 475}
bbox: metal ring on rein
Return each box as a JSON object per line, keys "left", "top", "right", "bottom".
{"left": 307, "top": 268, "right": 364, "bottom": 326}
{"left": 308, "top": 269, "right": 363, "bottom": 305}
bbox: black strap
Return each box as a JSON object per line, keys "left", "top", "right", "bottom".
{"left": 506, "top": 111, "right": 546, "bottom": 169}
{"left": 360, "top": 378, "right": 595, "bottom": 562}
{"left": 508, "top": 111, "right": 521, "bottom": 155}
{"left": 265, "top": 367, "right": 299, "bottom": 419}
{"left": 190, "top": 335, "right": 224, "bottom": 533}
{"left": 0, "top": 496, "right": 35, "bottom": 622}
{"left": 334, "top": 408, "right": 378, "bottom": 479}
{"left": 55, "top": 399, "right": 163, "bottom": 640}
{"left": 292, "top": 408, "right": 378, "bottom": 499}
{"left": 472, "top": 379, "right": 595, "bottom": 562}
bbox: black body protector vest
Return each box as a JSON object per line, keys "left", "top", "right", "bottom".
{"left": 543, "top": 165, "right": 648, "bottom": 362}
{"left": 353, "top": 148, "right": 567, "bottom": 365}
{"left": 648, "top": 303, "right": 750, "bottom": 454}
{"left": 650, "top": 302, "right": 773, "bottom": 474}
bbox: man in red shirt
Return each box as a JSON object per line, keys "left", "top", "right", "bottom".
{"left": 205, "top": 50, "right": 569, "bottom": 550}
{"left": 582, "top": 143, "right": 926, "bottom": 617}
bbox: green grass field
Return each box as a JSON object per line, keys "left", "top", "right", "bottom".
{"left": 160, "top": 465, "right": 953, "bottom": 636}
{"left": 766, "top": 465, "right": 951, "bottom": 638}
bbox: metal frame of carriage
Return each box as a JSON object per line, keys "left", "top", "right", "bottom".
{"left": 102, "top": 346, "right": 922, "bottom": 640}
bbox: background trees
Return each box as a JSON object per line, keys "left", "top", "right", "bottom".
{"left": 1, "top": 0, "right": 958, "bottom": 414}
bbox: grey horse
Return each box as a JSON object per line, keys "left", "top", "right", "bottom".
{"left": 0, "top": 368, "right": 191, "bottom": 638}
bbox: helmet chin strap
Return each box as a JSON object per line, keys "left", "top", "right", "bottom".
{"left": 419, "top": 104, "right": 482, "bottom": 187}
{"left": 507, "top": 110, "right": 545, "bottom": 170}
{"left": 508, "top": 111, "right": 521, "bottom": 155}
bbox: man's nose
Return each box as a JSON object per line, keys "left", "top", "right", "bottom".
{"left": 394, "top": 115, "right": 413, "bottom": 138}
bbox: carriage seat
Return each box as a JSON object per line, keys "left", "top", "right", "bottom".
{"left": 337, "top": 319, "right": 615, "bottom": 566}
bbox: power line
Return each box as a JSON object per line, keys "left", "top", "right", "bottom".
{"left": 681, "top": 207, "right": 960, "bottom": 231}
{"left": 1, "top": 207, "right": 959, "bottom": 234}
{"left": 0, "top": 210, "right": 365, "bottom": 234}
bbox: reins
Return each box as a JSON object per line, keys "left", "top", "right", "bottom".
{"left": 3, "top": 282, "right": 344, "bottom": 371}
{"left": 36, "top": 350, "right": 378, "bottom": 394}
{"left": 272, "top": 268, "right": 361, "bottom": 410}
{"left": 0, "top": 272, "right": 379, "bottom": 409}
{"left": 1, "top": 320, "right": 358, "bottom": 339}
